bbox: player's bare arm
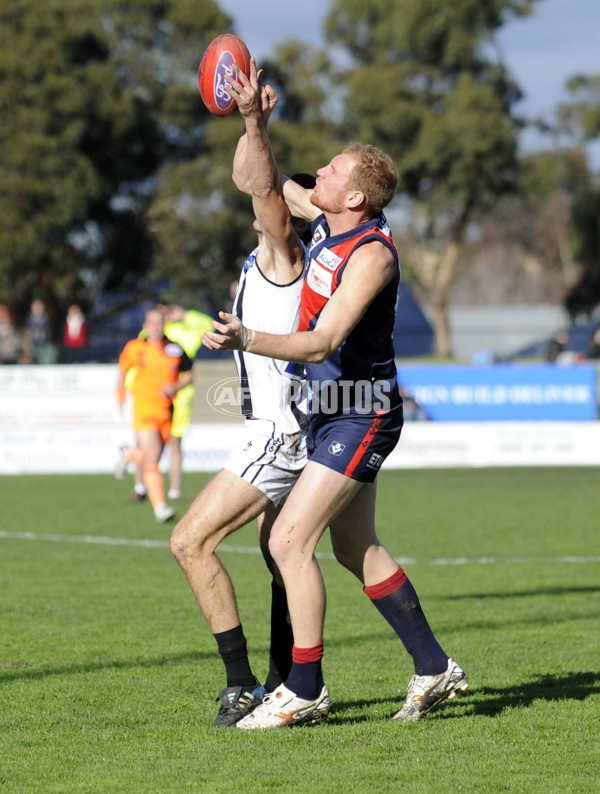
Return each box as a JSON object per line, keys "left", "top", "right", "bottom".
{"left": 230, "top": 60, "right": 277, "bottom": 195}
{"left": 116, "top": 365, "right": 127, "bottom": 409}
{"left": 203, "top": 241, "right": 395, "bottom": 362}
{"left": 281, "top": 175, "right": 320, "bottom": 223}
{"left": 161, "top": 370, "right": 193, "bottom": 399}
{"left": 228, "top": 59, "right": 305, "bottom": 281}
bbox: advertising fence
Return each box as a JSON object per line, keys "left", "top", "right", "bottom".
{"left": 1, "top": 364, "right": 599, "bottom": 474}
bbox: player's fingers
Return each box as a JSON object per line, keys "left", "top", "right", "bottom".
{"left": 201, "top": 334, "right": 215, "bottom": 349}
{"left": 202, "top": 331, "right": 223, "bottom": 349}
{"left": 203, "top": 331, "right": 234, "bottom": 351}
{"left": 264, "top": 84, "right": 279, "bottom": 106}
{"left": 224, "top": 74, "right": 242, "bottom": 97}
{"left": 232, "top": 64, "right": 249, "bottom": 88}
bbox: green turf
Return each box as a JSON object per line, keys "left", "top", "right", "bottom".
{"left": 0, "top": 469, "right": 598, "bottom": 792}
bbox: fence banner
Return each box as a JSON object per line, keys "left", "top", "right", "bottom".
{"left": 2, "top": 365, "right": 600, "bottom": 473}
{"left": 397, "top": 364, "right": 597, "bottom": 421}
{"left": 2, "top": 422, "right": 600, "bottom": 474}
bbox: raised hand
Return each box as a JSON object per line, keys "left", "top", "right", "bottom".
{"left": 226, "top": 57, "right": 279, "bottom": 123}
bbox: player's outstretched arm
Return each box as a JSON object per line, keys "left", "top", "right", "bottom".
{"left": 202, "top": 241, "right": 395, "bottom": 363}
{"left": 281, "top": 175, "right": 320, "bottom": 223}
{"left": 231, "top": 60, "right": 277, "bottom": 195}
{"left": 228, "top": 59, "right": 305, "bottom": 277}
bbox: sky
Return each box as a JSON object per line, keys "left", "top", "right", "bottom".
{"left": 217, "top": 0, "right": 600, "bottom": 165}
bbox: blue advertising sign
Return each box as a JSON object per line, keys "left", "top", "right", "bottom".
{"left": 397, "top": 364, "right": 597, "bottom": 421}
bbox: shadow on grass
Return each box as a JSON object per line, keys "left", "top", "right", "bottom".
{"left": 467, "top": 671, "right": 600, "bottom": 717}
{"left": 0, "top": 649, "right": 212, "bottom": 683}
{"left": 327, "top": 671, "right": 599, "bottom": 724}
{"left": 438, "top": 585, "right": 600, "bottom": 601}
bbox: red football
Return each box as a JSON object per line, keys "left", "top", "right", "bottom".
{"left": 198, "top": 33, "right": 251, "bottom": 116}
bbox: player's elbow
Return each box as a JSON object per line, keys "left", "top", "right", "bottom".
{"left": 251, "top": 182, "right": 278, "bottom": 201}
{"left": 305, "top": 350, "right": 328, "bottom": 364}
{"left": 305, "top": 339, "right": 336, "bottom": 364}
{"left": 232, "top": 170, "right": 251, "bottom": 194}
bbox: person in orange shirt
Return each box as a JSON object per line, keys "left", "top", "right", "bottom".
{"left": 116, "top": 307, "right": 193, "bottom": 523}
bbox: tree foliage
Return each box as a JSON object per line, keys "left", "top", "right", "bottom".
{"left": 0, "top": 1, "right": 340, "bottom": 332}
{"left": 323, "top": 0, "right": 538, "bottom": 355}
{"left": 0, "top": 0, "right": 228, "bottom": 327}
{"left": 4, "top": 0, "right": 600, "bottom": 356}
{"left": 564, "top": 185, "right": 600, "bottom": 318}
{"left": 552, "top": 74, "right": 600, "bottom": 318}
{"left": 558, "top": 74, "right": 600, "bottom": 144}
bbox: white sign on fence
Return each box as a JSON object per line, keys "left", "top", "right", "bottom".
{"left": 1, "top": 365, "right": 600, "bottom": 473}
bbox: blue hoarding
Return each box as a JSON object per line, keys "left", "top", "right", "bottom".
{"left": 397, "top": 364, "right": 597, "bottom": 421}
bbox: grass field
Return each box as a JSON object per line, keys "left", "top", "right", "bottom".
{"left": 1, "top": 468, "right": 599, "bottom": 793}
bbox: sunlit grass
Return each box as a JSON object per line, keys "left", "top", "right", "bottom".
{"left": 0, "top": 469, "right": 598, "bottom": 792}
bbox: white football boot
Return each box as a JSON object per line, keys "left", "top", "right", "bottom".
{"left": 237, "top": 683, "right": 331, "bottom": 729}
{"left": 393, "top": 658, "right": 469, "bottom": 722}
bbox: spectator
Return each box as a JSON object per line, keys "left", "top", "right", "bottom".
{"left": 27, "top": 300, "right": 58, "bottom": 364}
{"left": 0, "top": 303, "right": 22, "bottom": 365}
{"left": 545, "top": 330, "right": 569, "bottom": 363}
{"left": 587, "top": 326, "right": 600, "bottom": 360}
{"left": 62, "top": 304, "right": 88, "bottom": 363}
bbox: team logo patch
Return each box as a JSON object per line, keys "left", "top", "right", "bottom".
{"left": 366, "top": 453, "right": 384, "bottom": 471}
{"left": 312, "top": 225, "right": 325, "bottom": 245}
{"left": 243, "top": 248, "right": 258, "bottom": 271}
{"left": 316, "top": 247, "right": 343, "bottom": 271}
{"left": 164, "top": 342, "right": 184, "bottom": 357}
{"left": 328, "top": 441, "right": 346, "bottom": 456}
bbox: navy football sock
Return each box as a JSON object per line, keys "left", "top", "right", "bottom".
{"left": 365, "top": 568, "right": 448, "bottom": 676}
{"left": 284, "top": 643, "right": 324, "bottom": 701}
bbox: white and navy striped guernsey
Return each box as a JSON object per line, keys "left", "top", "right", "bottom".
{"left": 232, "top": 245, "right": 309, "bottom": 435}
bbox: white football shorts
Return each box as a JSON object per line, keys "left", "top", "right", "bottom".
{"left": 223, "top": 418, "right": 308, "bottom": 507}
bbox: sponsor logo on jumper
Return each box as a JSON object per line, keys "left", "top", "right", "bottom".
{"left": 307, "top": 263, "right": 333, "bottom": 298}
{"left": 315, "top": 248, "right": 343, "bottom": 271}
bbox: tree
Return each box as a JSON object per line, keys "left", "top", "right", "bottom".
{"left": 554, "top": 74, "right": 600, "bottom": 318}
{"left": 323, "top": 0, "right": 539, "bottom": 356}
{"left": 564, "top": 186, "right": 600, "bottom": 318}
{"left": 558, "top": 74, "right": 600, "bottom": 144}
{"left": 0, "top": 0, "right": 229, "bottom": 332}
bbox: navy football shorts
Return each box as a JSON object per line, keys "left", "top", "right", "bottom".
{"left": 307, "top": 405, "right": 404, "bottom": 482}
